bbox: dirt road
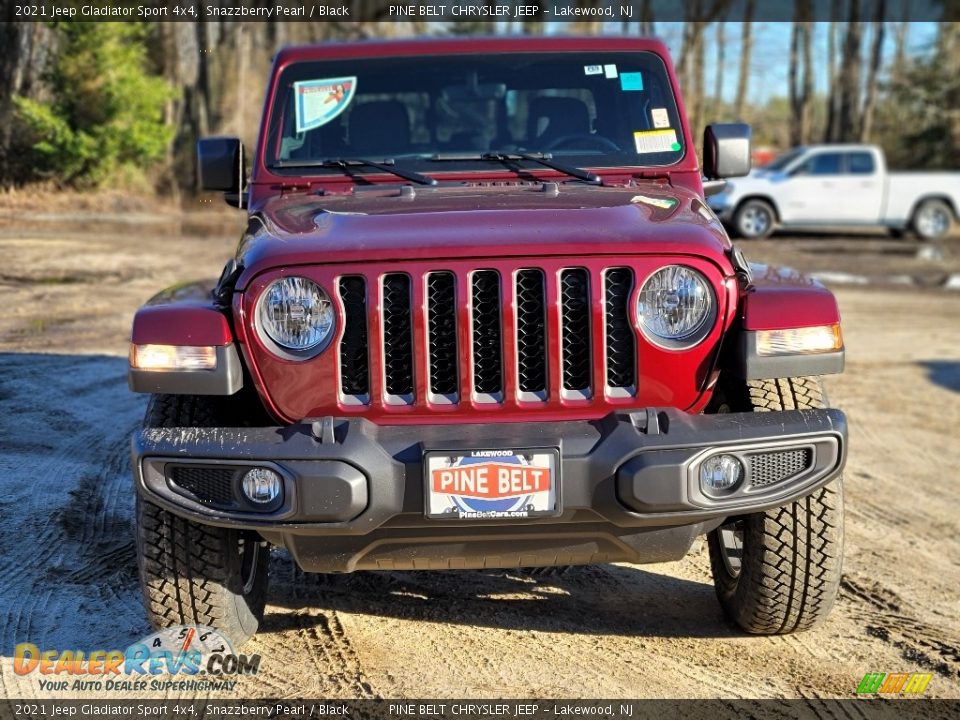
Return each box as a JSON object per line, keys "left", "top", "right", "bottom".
{"left": 1, "top": 206, "right": 958, "bottom": 700}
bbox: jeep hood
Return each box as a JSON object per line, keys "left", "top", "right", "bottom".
{"left": 236, "top": 183, "right": 731, "bottom": 287}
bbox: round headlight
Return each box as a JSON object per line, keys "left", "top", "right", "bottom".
{"left": 257, "top": 276, "right": 335, "bottom": 354}
{"left": 637, "top": 265, "right": 714, "bottom": 347}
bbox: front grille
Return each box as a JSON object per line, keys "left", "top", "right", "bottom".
{"left": 560, "top": 269, "right": 591, "bottom": 394}
{"left": 169, "top": 466, "right": 236, "bottom": 505}
{"left": 382, "top": 274, "right": 414, "bottom": 398}
{"left": 338, "top": 276, "right": 369, "bottom": 398}
{"left": 749, "top": 448, "right": 814, "bottom": 487}
{"left": 604, "top": 268, "right": 636, "bottom": 389}
{"left": 471, "top": 270, "right": 503, "bottom": 397}
{"left": 426, "top": 272, "right": 458, "bottom": 398}
{"left": 333, "top": 263, "right": 641, "bottom": 409}
{"left": 515, "top": 269, "right": 547, "bottom": 396}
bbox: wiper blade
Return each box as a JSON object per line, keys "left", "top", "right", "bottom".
{"left": 428, "top": 151, "right": 601, "bottom": 185}
{"left": 269, "top": 158, "right": 437, "bottom": 186}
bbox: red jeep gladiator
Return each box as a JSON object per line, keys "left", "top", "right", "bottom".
{"left": 129, "top": 37, "right": 847, "bottom": 645}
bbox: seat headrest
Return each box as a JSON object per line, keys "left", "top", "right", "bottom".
{"left": 527, "top": 97, "right": 591, "bottom": 144}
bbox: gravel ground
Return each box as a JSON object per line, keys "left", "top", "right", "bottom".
{"left": 0, "top": 207, "right": 958, "bottom": 701}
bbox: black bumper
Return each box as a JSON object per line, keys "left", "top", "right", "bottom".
{"left": 133, "top": 408, "right": 846, "bottom": 572}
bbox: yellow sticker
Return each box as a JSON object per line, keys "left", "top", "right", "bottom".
{"left": 634, "top": 129, "right": 680, "bottom": 154}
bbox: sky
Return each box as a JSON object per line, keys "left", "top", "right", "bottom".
{"left": 527, "top": 21, "right": 941, "bottom": 105}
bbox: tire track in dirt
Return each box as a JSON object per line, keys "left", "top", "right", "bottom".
{"left": 256, "top": 557, "right": 377, "bottom": 698}
{"left": 840, "top": 575, "right": 960, "bottom": 679}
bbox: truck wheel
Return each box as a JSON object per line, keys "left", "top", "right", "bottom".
{"left": 136, "top": 395, "right": 268, "bottom": 646}
{"left": 911, "top": 199, "right": 953, "bottom": 240}
{"left": 706, "top": 377, "right": 844, "bottom": 634}
{"left": 733, "top": 199, "right": 776, "bottom": 239}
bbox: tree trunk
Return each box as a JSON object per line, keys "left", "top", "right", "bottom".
{"left": 788, "top": 0, "right": 814, "bottom": 146}
{"left": 860, "top": 0, "right": 887, "bottom": 141}
{"left": 825, "top": 2, "right": 842, "bottom": 142}
{"left": 714, "top": 20, "right": 725, "bottom": 103}
{"left": 836, "top": 1, "right": 863, "bottom": 142}
{"left": 734, "top": 0, "right": 754, "bottom": 121}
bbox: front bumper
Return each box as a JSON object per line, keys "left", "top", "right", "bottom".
{"left": 133, "top": 408, "right": 846, "bottom": 572}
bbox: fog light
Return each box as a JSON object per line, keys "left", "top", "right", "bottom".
{"left": 241, "top": 468, "right": 283, "bottom": 504}
{"left": 700, "top": 454, "right": 743, "bottom": 494}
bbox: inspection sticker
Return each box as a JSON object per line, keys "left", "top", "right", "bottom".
{"left": 584, "top": 64, "right": 603, "bottom": 75}
{"left": 651, "top": 107, "right": 670, "bottom": 128}
{"left": 294, "top": 76, "right": 356, "bottom": 133}
{"left": 634, "top": 128, "right": 681, "bottom": 154}
{"left": 603, "top": 64, "right": 618, "bottom": 79}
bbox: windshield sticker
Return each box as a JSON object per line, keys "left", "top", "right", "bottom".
{"left": 631, "top": 194, "right": 678, "bottom": 210}
{"left": 634, "top": 129, "right": 681, "bottom": 154}
{"left": 620, "top": 72, "right": 644, "bottom": 91}
{"left": 651, "top": 107, "right": 670, "bottom": 129}
{"left": 294, "top": 77, "right": 356, "bottom": 133}
{"left": 584, "top": 64, "right": 603, "bottom": 76}
{"left": 603, "top": 64, "right": 618, "bottom": 79}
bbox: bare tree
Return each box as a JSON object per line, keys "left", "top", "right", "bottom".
{"left": 677, "top": 0, "right": 729, "bottom": 137}
{"left": 860, "top": 0, "right": 887, "bottom": 141}
{"left": 714, "top": 20, "right": 726, "bottom": 104}
{"left": 733, "top": 0, "right": 754, "bottom": 121}
{"left": 788, "top": 0, "right": 814, "bottom": 145}
{"left": 835, "top": 0, "right": 864, "bottom": 142}
{"left": 824, "top": 1, "right": 842, "bottom": 142}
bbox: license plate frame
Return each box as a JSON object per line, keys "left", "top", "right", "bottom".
{"left": 423, "top": 447, "right": 560, "bottom": 520}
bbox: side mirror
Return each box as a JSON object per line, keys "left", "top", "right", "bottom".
{"left": 703, "top": 123, "right": 751, "bottom": 180}
{"left": 198, "top": 137, "right": 246, "bottom": 207}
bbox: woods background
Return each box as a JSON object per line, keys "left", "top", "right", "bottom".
{"left": 1, "top": 1, "right": 958, "bottom": 198}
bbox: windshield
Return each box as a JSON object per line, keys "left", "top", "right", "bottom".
{"left": 761, "top": 147, "right": 806, "bottom": 172}
{"left": 265, "top": 51, "right": 685, "bottom": 175}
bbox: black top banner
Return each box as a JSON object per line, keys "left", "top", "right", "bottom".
{"left": 3, "top": 0, "right": 958, "bottom": 23}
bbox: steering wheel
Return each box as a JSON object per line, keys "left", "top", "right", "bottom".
{"left": 543, "top": 133, "right": 621, "bottom": 152}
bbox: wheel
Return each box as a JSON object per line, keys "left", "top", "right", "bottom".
{"left": 911, "top": 199, "right": 953, "bottom": 240}
{"left": 706, "top": 377, "right": 844, "bottom": 634}
{"left": 733, "top": 199, "right": 776, "bottom": 239}
{"left": 135, "top": 395, "right": 268, "bottom": 646}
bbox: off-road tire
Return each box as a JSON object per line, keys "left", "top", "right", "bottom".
{"left": 136, "top": 394, "right": 268, "bottom": 647}
{"left": 707, "top": 377, "right": 844, "bottom": 634}
{"left": 733, "top": 199, "right": 776, "bottom": 239}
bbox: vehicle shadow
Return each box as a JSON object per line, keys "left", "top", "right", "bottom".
{"left": 263, "top": 551, "right": 738, "bottom": 640}
{"left": 919, "top": 360, "right": 960, "bottom": 393}
{"left": 0, "top": 350, "right": 735, "bottom": 665}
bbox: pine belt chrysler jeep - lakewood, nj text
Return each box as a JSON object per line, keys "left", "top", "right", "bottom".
{"left": 128, "top": 37, "right": 847, "bottom": 645}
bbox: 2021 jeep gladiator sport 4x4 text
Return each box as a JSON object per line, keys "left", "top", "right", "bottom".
{"left": 128, "top": 37, "right": 847, "bottom": 645}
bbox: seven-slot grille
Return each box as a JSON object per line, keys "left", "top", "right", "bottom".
{"left": 337, "top": 266, "right": 637, "bottom": 408}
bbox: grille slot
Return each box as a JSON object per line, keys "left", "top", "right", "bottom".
{"left": 749, "top": 448, "right": 814, "bottom": 487}
{"left": 560, "top": 268, "right": 591, "bottom": 395}
{"left": 426, "top": 272, "right": 459, "bottom": 400}
{"left": 515, "top": 269, "right": 548, "bottom": 397}
{"left": 604, "top": 268, "right": 636, "bottom": 391}
{"left": 169, "top": 466, "right": 236, "bottom": 506}
{"left": 471, "top": 270, "right": 503, "bottom": 399}
{"left": 338, "top": 276, "right": 369, "bottom": 400}
{"left": 381, "top": 273, "right": 415, "bottom": 400}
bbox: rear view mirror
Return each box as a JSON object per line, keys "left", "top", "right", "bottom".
{"left": 198, "top": 137, "right": 246, "bottom": 207}
{"left": 703, "top": 123, "right": 751, "bottom": 180}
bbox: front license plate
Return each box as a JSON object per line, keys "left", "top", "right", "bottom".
{"left": 424, "top": 448, "right": 559, "bottom": 520}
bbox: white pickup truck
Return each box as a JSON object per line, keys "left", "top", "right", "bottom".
{"left": 708, "top": 144, "right": 960, "bottom": 240}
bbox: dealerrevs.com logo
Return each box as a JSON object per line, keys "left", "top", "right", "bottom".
{"left": 857, "top": 672, "right": 932, "bottom": 696}
{"left": 14, "top": 625, "right": 260, "bottom": 692}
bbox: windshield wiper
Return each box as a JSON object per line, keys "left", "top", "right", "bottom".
{"left": 270, "top": 158, "right": 437, "bottom": 186}
{"left": 429, "top": 151, "right": 601, "bottom": 185}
